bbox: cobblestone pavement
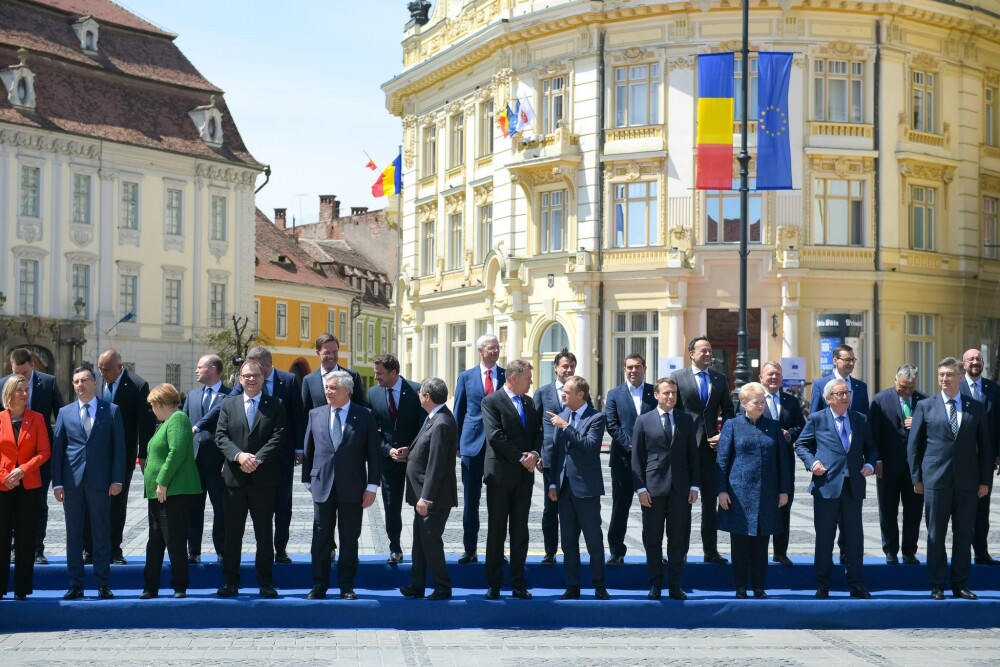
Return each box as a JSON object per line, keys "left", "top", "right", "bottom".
{"left": 1, "top": 628, "right": 998, "bottom": 665}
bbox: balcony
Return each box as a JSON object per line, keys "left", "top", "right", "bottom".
{"left": 505, "top": 125, "right": 581, "bottom": 196}
{"left": 604, "top": 124, "right": 665, "bottom": 156}
{"left": 806, "top": 121, "right": 874, "bottom": 151}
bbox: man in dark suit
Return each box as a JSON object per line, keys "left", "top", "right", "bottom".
{"left": 870, "top": 364, "right": 926, "bottom": 565}
{"left": 51, "top": 365, "right": 126, "bottom": 600}
{"left": 632, "top": 377, "right": 700, "bottom": 600}
{"left": 671, "top": 337, "right": 735, "bottom": 565}
{"left": 908, "top": 356, "right": 993, "bottom": 600}
{"left": 368, "top": 353, "right": 423, "bottom": 564}
{"left": 533, "top": 347, "right": 577, "bottom": 565}
{"left": 795, "top": 378, "right": 877, "bottom": 599}
{"left": 810, "top": 344, "right": 870, "bottom": 416}
{"left": 91, "top": 349, "right": 154, "bottom": 565}
{"left": 182, "top": 354, "right": 230, "bottom": 563}
{"left": 302, "top": 333, "right": 367, "bottom": 412}
{"left": 3, "top": 348, "right": 63, "bottom": 564}
{"left": 453, "top": 334, "right": 504, "bottom": 563}
{"left": 302, "top": 370, "right": 381, "bottom": 600}
{"left": 481, "top": 359, "right": 541, "bottom": 600}
{"left": 605, "top": 353, "right": 656, "bottom": 565}
{"left": 544, "top": 376, "right": 610, "bottom": 600}
{"left": 214, "top": 360, "right": 285, "bottom": 598}
{"left": 400, "top": 377, "right": 458, "bottom": 601}
{"left": 960, "top": 348, "right": 1000, "bottom": 565}
{"left": 757, "top": 362, "right": 805, "bottom": 566}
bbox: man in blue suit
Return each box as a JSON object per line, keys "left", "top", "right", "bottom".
{"left": 795, "top": 378, "right": 877, "bottom": 599}
{"left": 908, "top": 357, "right": 993, "bottom": 600}
{"left": 453, "top": 334, "right": 504, "bottom": 563}
{"left": 810, "top": 344, "right": 870, "bottom": 416}
{"left": 533, "top": 347, "right": 578, "bottom": 564}
{"left": 870, "top": 364, "right": 925, "bottom": 565}
{"left": 544, "top": 375, "right": 609, "bottom": 600}
{"left": 605, "top": 353, "right": 657, "bottom": 564}
{"left": 302, "top": 334, "right": 367, "bottom": 413}
{"left": 51, "top": 365, "right": 126, "bottom": 601}
{"left": 960, "top": 349, "right": 1000, "bottom": 566}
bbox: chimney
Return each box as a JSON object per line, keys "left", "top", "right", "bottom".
{"left": 350, "top": 206, "right": 369, "bottom": 216}
{"left": 319, "top": 194, "right": 340, "bottom": 225}
{"left": 274, "top": 208, "right": 287, "bottom": 229}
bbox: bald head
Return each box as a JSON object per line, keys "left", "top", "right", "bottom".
{"left": 196, "top": 354, "right": 223, "bottom": 385}
{"left": 962, "top": 349, "right": 985, "bottom": 379}
{"left": 97, "top": 349, "right": 123, "bottom": 385}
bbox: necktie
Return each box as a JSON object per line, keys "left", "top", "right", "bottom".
{"left": 513, "top": 395, "right": 526, "bottom": 428}
{"left": 484, "top": 369, "right": 494, "bottom": 395}
{"left": 557, "top": 384, "right": 564, "bottom": 406}
{"left": 661, "top": 412, "right": 673, "bottom": 446}
{"left": 387, "top": 387, "right": 398, "bottom": 421}
{"left": 835, "top": 415, "right": 850, "bottom": 452}
{"left": 81, "top": 403, "right": 92, "bottom": 437}
{"left": 767, "top": 393, "right": 779, "bottom": 420}
{"left": 263, "top": 378, "right": 271, "bottom": 396}
{"left": 947, "top": 399, "right": 959, "bottom": 437}
{"left": 973, "top": 382, "right": 982, "bottom": 402}
{"left": 202, "top": 386, "right": 213, "bottom": 412}
{"left": 901, "top": 399, "right": 911, "bottom": 419}
{"left": 698, "top": 371, "right": 709, "bottom": 407}
{"left": 331, "top": 408, "right": 343, "bottom": 449}
{"left": 246, "top": 398, "right": 257, "bottom": 426}
{"left": 103, "top": 383, "right": 113, "bottom": 402}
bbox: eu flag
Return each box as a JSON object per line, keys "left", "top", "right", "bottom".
{"left": 756, "top": 52, "right": 793, "bottom": 190}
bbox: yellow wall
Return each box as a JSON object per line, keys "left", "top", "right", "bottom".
{"left": 255, "top": 285, "right": 353, "bottom": 375}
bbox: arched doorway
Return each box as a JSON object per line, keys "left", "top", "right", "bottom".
{"left": 536, "top": 322, "right": 569, "bottom": 387}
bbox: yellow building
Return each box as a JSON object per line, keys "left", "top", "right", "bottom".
{"left": 384, "top": 0, "right": 1000, "bottom": 399}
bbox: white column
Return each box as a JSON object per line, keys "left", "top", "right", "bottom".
{"left": 781, "top": 280, "right": 799, "bottom": 358}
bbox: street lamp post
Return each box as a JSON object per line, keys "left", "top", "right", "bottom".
{"left": 734, "top": 0, "right": 752, "bottom": 398}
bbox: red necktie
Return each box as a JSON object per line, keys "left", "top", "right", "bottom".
{"left": 387, "top": 387, "right": 398, "bottom": 421}
{"left": 484, "top": 369, "right": 494, "bottom": 395}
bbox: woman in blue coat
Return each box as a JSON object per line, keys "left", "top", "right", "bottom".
{"left": 717, "top": 382, "right": 792, "bottom": 598}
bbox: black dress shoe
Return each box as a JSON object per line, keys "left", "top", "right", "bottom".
{"left": 458, "top": 552, "right": 478, "bottom": 564}
{"left": 647, "top": 587, "right": 661, "bottom": 600}
{"left": 512, "top": 587, "right": 532, "bottom": 600}
{"left": 34, "top": 553, "right": 48, "bottom": 565}
{"left": 595, "top": 587, "right": 611, "bottom": 600}
{"left": 399, "top": 585, "right": 425, "bottom": 598}
{"left": 217, "top": 584, "right": 239, "bottom": 597}
{"left": 560, "top": 586, "right": 581, "bottom": 600}
{"left": 772, "top": 555, "right": 793, "bottom": 567}
{"left": 173, "top": 591, "right": 186, "bottom": 599}
{"left": 427, "top": 589, "right": 451, "bottom": 601}
{"left": 753, "top": 589, "right": 768, "bottom": 599}
{"left": 340, "top": 589, "right": 357, "bottom": 600}
{"left": 274, "top": 551, "right": 292, "bottom": 564}
{"left": 387, "top": 552, "right": 404, "bottom": 565}
{"left": 704, "top": 553, "right": 729, "bottom": 565}
{"left": 259, "top": 586, "right": 279, "bottom": 599}
{"left": 850, "top": 586, "right": 872, "bottom": 599}
{"left": 953, "top": 588, "right": 978, "bottom": 600}
{"left": 63, "top": 586, "right": 84, "bottom": 600}
{"left": 306, "top": 588, "right": 327, "bottom": 600}
{"left": 485, "top": 586, "right": 501, "bottom": 600}
{"left": 111, "top": 553, "right": 127, "bottom": 565}
{"left": 815, "top": 588, "right": 829, "bottom": 599}
{"left": 139, "top": 590, "right": 157, "bottom": 600}
{"left": 188, "top": 554, "right": 201, "bottom": 565}
{"left": 974, "top": 554, "right": 1000, "bottom": 566}
{"left": 98, "top": 586, "right": 114, "bottom": 600}
{"left": 885, "top": 555, "right": 899, "bottom": 565}
{"left": 930, "top": 588, "right": 946, "bottom": 600}
{"left": 902, "top": 554, "right": 920, "bottom": 565}
{"left": 82, "top": 552, "right": 93, "bottom": 565}
{"left": 13, "top": 593, "right": 27, "bottom": 601}
{"left": 735, "top": 588, "right": 748, "bottom": 599}
{"left": 668, "top": 587, "right": 688, "bottom": 601}
{"left": 606, "top": 554, "right": 624, "bottom": 566}
{"left": 540, "top": 554, "right": 556, "bottom": 565}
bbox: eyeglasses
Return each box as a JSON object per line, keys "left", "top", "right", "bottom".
{"left": 240, "top": 373, "right": 262, "bottom": 380}
{"left": 829, "top": 391, "right": 850, "bottom": 398}
{"left": 836, "top": 358, "right": 857, "bottom": 363}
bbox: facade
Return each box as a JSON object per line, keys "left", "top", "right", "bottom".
{"left": 0, "top": 0, "right": 262, "bottom": 390}
{"left": 384, "top": 0, "right": 1000, "bottom": 399}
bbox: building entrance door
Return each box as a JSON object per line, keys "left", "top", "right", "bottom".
{"left": 706, "top": 308, "right": 761, "bottom": 388}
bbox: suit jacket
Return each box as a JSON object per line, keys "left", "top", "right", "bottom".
{"left": 544, "top": 405, "right": 606, "bottom": 498}
{"left": 672, "top": 366, "right": 736, "bottom": 450}
{"left": 0, "top": 409, "right": 51, "bottom": 490}
{"left": 302, "top": 403, "right": 381, "bottom": 504}
{"left": 453, "top": 364, "right": 505, "bottom": 458}
{"left": 631, "top": 408, "right": 700, "bottom": 497}
{"left": 51, "top": 399, "right": 126, "bottom": 491}
{"left": 869, "top": 387, "right": 927, "bottom": 477}
{"left": 810, "top": 375, "right": 870, "bottom": 417}
{"left": 534, "top": 382, "right": 564, "bottom": 462}
{"left": 214, "top": 393, "right": 285, "bottom": 487}
{"left": 604, "top": 381, "right": 657, "bottom": 470}
{"left": 0, "top": 370, "right": 63, "bottom": 444}
{"left": 794, "top": 408, "right": 876, "bottom": 499}
{"left": 907, "top": 393, "right": 993, "bottom": 491}
{"left": 368, "top": 378, "right": 423, "bottom": 458}
{"left": 183, "top": 382, "right": 231, "bottom": 470}
{"left": 405, "top": 406, "right": 458, "bottom": 508}
{"left": 303, "top": 365, "right": 368, "bottom": 414}
{"left": 229, "top": 368, "right": 303, "bottom": 460}
{"left": 103, "top": 368, "right": 155, "bottom": 460}
{"left": 960, "top": 376, "right": 1000, "bottom": 461}
{"left": 481, "top": 388, "right": 541, "bottom": 487}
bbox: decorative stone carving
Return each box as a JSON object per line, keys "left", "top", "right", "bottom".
{"left": 0, "top": 129, "right": 100, "bottom": 159}
{"left": 911, "top": 52, "right": 940, "bottom": 71}
{"left": 11, "top": 245, "right": 47, "bottom": 262}
{"left": 195, "top": 162, "right": 256, "bottom": 186}
{"left": 416, "top": 201, "right": 438, "bottom": 219}
{"left": 69, "top": 223, "right": 93, "bottom": 247}
{"left": 163, "top": 234, "right": 184, "bottom": 252}
{"left": 208, "top": 240, "right": 229, "bottom": 260}
{"left": 473, "top": 183, "right": 493, "bottom": 206}
{"left": 116, "top": 260, "right": 142, "bottom": 276}
{"left": 669, "top": 57, "right": 694, "bottom": 70}
{"left": 980, "top": 171, "right": 1000, "bottom": 193}
{"left": 16, "top": 219, "right": 42, "bottom": 243}
{"left": 162, "top": 265, "right": 186, "bottom": 280}
{"left": 444, "top": 192, "right": 465, "bottom": 214}
{"left": 898, "top": 159, "right": 956, "bottom": 184}
{"left": 118, "top": 228, "right": 140, "bottom": 247}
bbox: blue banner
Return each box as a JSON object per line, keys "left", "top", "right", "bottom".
{"left": 756, "top": 52, "right": 793, "bottom": 190}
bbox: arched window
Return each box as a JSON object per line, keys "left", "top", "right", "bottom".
{"left": 536, "top": 322, "right": 569, "bottom": 386}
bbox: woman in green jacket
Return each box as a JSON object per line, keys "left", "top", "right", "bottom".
{"left": 141, "top": 383, "right": 202, "bottom": 599}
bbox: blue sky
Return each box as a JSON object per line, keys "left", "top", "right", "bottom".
{"left": 122, "top": 0, "right": 406, "bottom": 225}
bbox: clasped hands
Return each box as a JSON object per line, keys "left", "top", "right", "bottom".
{"left": 3, "top": 467, "right": 24, "bottom": 489}
{"left": 236, "top": 452, "right": 261, "bottom": 473}
{"left": 520, "top": 450, "right": 540, "bottom": 472}
{"left": 810, "top": 461, "right": 873, "bottom": 478}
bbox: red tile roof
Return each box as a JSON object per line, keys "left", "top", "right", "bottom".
{"left": 255, "top": 210, "right": 357, "bottom": 293}
{"left": 26, "top": 0, "right": 174, "bottom": 36}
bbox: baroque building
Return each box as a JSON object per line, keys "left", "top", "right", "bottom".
{"left": 384, "top": 0, "right": 1000, "bottom": 398}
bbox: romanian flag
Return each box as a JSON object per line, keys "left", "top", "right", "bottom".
{"left": 696, "top": 53, "right": 735, "bottom": 190}
{"left": 371, "top": 152, "right": 402, "bottom": 198}
{"left": 497, "top": 104, "right": 511, "bottom": 138}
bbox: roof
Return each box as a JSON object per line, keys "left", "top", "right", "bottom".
{"left": 26, "top": 0, "right": 175, "bottom": 37}
{"left": 255, "top": 210, "right": 356, "bottom": 293}
{"left": 298, "top": 239, "right": 388, "bottom": 278}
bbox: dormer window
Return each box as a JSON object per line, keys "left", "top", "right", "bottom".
{"left": 1, "top": 50, "right": 36, "bottom": 110}
{"left": 189, "top": 96, "right": 225, "bottom": 147}
{"left": 72, "top": 17, "right": 100, "bottom": 53}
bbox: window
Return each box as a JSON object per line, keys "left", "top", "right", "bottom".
{"left": 477, "top": 203, "right": 493, "bottom": 264}
{"left": 537, "top": 323, "right": 570, "bottom": 386}
{"left": 355, "top": 320, "right": 364, "bottom": 355}
{"left": 381, "top": 324, "right": 389, "bottom": 354}
{"left": 119, "top": 274, "right": 137, "bottom": 320}
{"left": 71, "top": 264, "right": 90, "bottom": 318}
{"left": 300, "top": 304, "right": 311, "bottom": 340}
{"left": 614, "top": 64, "right": 661, "bottom": 127}
{"left": 813, "top": 178, "right": 864, "bottom": 245}
{"left": 734, "top": 58, "right": 758, "bottom": 121}
{"left": 706, "top": 179, "right": 762, "bottom": 243}
{"left": 327, "top": 308, "right": 337, "bottom": 335}
{"left": 404, "top": 337, "right": 414, "bottom": 381}
{"left": 987, "top": 86, "right": 998, "bottom": 147}
{"left": 905, "top": 314, "right": 936, "bottom": 395}
{"left": 339, "top": 311, "right": 347, "bottom": 341}
{"left": 448, "top": 323, "right": 467, "bottom": 381}
{"left": 120, "top": 181, "right": 139, "bottom": 229}
{"left": 985, "top": 195, "right": 998, "bottom": 260}
{"left": 367, "top": 322, "right": 375, "bottom": 356}
{"left": 422, "top": 125, "right": 437, "bottom": 177}
{"left": 165, "top": 363, "right": 181, "bottom": 389}
{"left": 20, "top": 166, "right": 40, "bottom": 217}
{"left": 18, "top": 259, "right": 39, "bottom": 315}
{"left": 164, "top": 279, "right": 181, "bottom": 326}
{"left": 253, "top": 299, "right": 259, "bottom": 331}
{"left": 72, "top": 174, "right": 91, "bottom": 224}
{"left": 612, "top": 311, "right": 659, "bottom": 387}
{"left": 426, "top": 325, "right": 439, "bottom": 377}
{"left": 210, "top": 283, "right": 227, "bottom": 328}
{"left": 477, "top": 100, "right": 494, "bottom": 156}
{"left": 275, "top": 303, "right": 287, "bottom": 338}
{"left": 210, "top": 195, "right": 227, "bottom": 241}
{"left": 421, "top": 219, "right": 436, "bottom": 275}
{"left": 166, "top": 188, "right": 183, "bottom": 235}
{"left": 540, "top": 189, "right": 567, "bottom": 253}
{"left": 911, "top": 70, "right": 936, "bottom": 132}
{"left": 813, "top": 60, "right": 864, "bottom": 123}
{"left": 909, "top": 185, "right": 936, "bottom": 251}
{"left": 449, "top": 114, "right": 464, "bottom": 168}
{"left": 613, "top": 181, "right": 658, "bottom": 247}
{"left": 541, "top": 76, "right": 566, "bottom": 133}
{"left": 447, "top": 212, "right": 463, "bottom": 271}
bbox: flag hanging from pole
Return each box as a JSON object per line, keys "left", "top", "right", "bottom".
{"left": 497, "top": 104, "right": 511, "bottom": 138}
{"left": 695, "top": 53, "right": 735, "bottom": 190}
{"left": 371, "top": 153, "right": 402, "bottom": 198}
{"left": 756, "top": 52, "right": 793, "bottom": 190}
{"left": 363, "top": 150, "right": 378, "bottom": 171}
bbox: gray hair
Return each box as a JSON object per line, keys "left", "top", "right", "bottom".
{"left": 823, "top": 378, "right": 849, "bottom": 400}
{"left": 739, "top": 381, "right": 766, "bottom": 403}
{"left": 937, "top": 356, "right": 962, "bottom": 374}
{"left": 895, "top": 364, "right": 919, "bottom": 382}
{"left": 246, "top": 346, "right": 273, "bottom": 364}
{"left": 476, "top": 334, "right": 499, "bottom": 351}
{"left": 325, "top": 370, "right": 354, "bottom": 393}
{"left": 419, "top": 377, "right": 448, "bottom": 404}
{"left": 506, "top": 358, "right": 533, "bottom": 379}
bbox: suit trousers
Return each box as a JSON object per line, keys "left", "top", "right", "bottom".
{"left": 188, "top": 464, "right": 226, "bottom": 557}
{"left": 65, "top": 481, "right": 113, "bottom": 587}
{"left": 485, "top": 480, "right": 533, "bottom": 589}
{"left": 925, "top": 487, "right": 977, "bottom": 589}
{"left": 34, "top": 460, "right": 51, "bottom": 554}
{"left": 0, "top": 486, "right": 40, "bottom": 596}
{"left": 730, "top": 533, "right": 769, "bottom": 591}
{"left": 876, "top": 470, "right": 923, "bottom": 557}
{"left": 698, "top": 445, "right": 720, "bottom": 555}
{"left": 973, "top": 477, "right": 994, "bottom": 558}
{"left": 410, "top": 506, "right": 452, "bottom": 593}
{"left": 144, "top": 494, "right": 193, "bottom": 593}
{"left": 557, "top": 482, "right": 605, "bottom": 588}
{"left": 311, "top": 496, "right": 363, "bottom": 590}
{"left": 221, "top": 484, "right": 275, "bottom": 588}
{"left": 641, "top": 491, "right": 691, "bottom": 588}
{"left": 380, "top": 458, "right": 406, "bottom": 553}
{"left": 812, "top": 477, "right": 865, "bottom": 589}
{"left": 460, "top": 448, "right": 486, "bottom": 554}
{"left": 607, "top": 464, "right": 634, "bottom": 558}
{"left": 273, "top": 455, "right": 294, "bottom": 553}
{"left": 771, "top": 484, "right": 794, "bottom": 558}
{"left": 541, "top": 483, "right": 560, "bottom": 557}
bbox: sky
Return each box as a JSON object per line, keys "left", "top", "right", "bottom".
{"left": 122, "top": 0, "right": 408, "bottom": 225}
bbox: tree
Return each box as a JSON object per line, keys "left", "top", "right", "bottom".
{"left": 203, "top": 314, "right": 270, "bottom": 383}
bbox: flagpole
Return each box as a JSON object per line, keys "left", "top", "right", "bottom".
{"left": 394, "top": 143, "right": 403, "bottom": 356}
{"left": 734, "top": 0, "right": 751, "bottom": 397}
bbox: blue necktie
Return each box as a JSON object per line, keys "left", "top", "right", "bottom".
{"left": 202, "top": 386, "right": 213, "bottom": 412}
{"left": 245, "top": 398, "right": 257, "bottom": 426}
{"left": 835, "top": 415, "right": 850, "bottom": 452}
{"left": 103, "top": 383, "right": 113, "bottom": 402}
{"left": 81, "top": 403, "right": 92, "bottom": 437}
{"left": 947, "top": 399, "right": 959, "bottom": 437}
{"left": 513, "top": 395, "right": 526, "bottom": 428}
{"left": 331, "top": 408, "right": 343, "bottom": 449}
{"left": 698, "top": 371, "right": 709, "bottom": 407}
